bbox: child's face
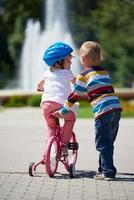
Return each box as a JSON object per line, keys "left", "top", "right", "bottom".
{"left": 79, "top": 49, "right": 85, "bottom": 65}
{"left": 63, "top": 55, "right": 72, "bottom": 69}
{"left": 79, "top": 53, "right": 89, "bottom": 66}
{"left": 80, "top": 55, "right": 84, "bottom": 65}
{"left": 79, "top": 48, "right": 93, "bottom": 67}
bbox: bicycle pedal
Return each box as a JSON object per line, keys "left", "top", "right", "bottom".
{"left": 67, "top": 142, "right": 79, "bottom": 150}
{"left": 61, "top": 152, "right": 68, "bottom": 157}
{"left": 61, "top": 147, "right": 68, "bottom": 157}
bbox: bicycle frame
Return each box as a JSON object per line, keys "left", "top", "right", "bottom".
{"left": 53, "top": 118, "right": 70, "bottom": 169}
{"left": 29, "top": 117, "right": 78, "bottom": 177}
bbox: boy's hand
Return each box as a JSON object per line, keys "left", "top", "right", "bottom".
{"left": 52, "top": 111, "right": 64, "bottom": 118}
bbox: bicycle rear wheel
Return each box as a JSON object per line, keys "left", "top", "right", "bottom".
{"left": 65, "top": 132, "right": 78, "bottom": 171}
{"left": 45, "top": 136, "right": 59, "bottom": 177}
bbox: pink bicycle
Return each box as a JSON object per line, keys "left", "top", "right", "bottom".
{"left": 29, "top": 117, "right": 79, "bottom": 178}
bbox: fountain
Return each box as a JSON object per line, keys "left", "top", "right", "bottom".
{"left": 19, "top": 0, "right": 80, "bottom": 91}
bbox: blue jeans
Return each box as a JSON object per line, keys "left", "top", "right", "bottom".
{"left": 95, "top": 110, "right": 121, "bottom": 178}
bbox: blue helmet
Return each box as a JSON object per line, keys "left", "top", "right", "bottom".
{"left": 43, "top": 42, "right": 73, "bottom": 66}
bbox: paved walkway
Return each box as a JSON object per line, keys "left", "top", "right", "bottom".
{"left": 0, "top": 107, "right": 134, "bottom": 200}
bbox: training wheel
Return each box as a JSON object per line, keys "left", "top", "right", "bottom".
{"left": 69, "top": 164, "right": 76, "bottom": 178}
{"left": 29, "top": 162, "right": 35, "bottom": 176}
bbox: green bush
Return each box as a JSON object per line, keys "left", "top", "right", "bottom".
{"left": 120, "top": 100, "right": 134, "bottom": 118}
{"left": 27, "top": 95, "right": 41, "bottom": 107}
{"left": 4, "top": 96, "right": 25, "bottom": 107}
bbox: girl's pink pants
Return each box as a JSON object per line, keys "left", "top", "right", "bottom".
{"left": 41, "top": 101, "right": 76, "bottom": 143}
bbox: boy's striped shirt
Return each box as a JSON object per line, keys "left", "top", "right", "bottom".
{"left": 60, "top": 66, "right": 122, "bottom": 118}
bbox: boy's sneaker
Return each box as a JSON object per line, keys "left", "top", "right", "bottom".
{"left": 94, "top": 173, "right": 115, "bottom": 181}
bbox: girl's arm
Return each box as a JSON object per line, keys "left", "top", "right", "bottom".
{"left": 37, "top": 80, "right": 45, "bottom": 92}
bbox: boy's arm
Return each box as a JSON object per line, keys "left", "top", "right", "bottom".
{"left": 53, "top": 74, "right": 87, "bottom": 118}
{"left": 37, "top": 80, "right": 45, "bottom": 92}
{"left": 71, "top": 77, "right": 76, "bottom": 84}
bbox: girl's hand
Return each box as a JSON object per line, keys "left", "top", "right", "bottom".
{"left": 37, "top": 88, "right": 44, "bottom": 92}
{"left": 37, "top": 80, "right": 45, "bottom": 92}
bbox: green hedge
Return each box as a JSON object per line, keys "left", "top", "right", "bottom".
{"left": 1, "top": 95, "right": 134, "bottom": 118}
{"left": 27, "top": 95, "right": 41, "bottom": 107}
{"left": 3, "top": 94, "right": 41, "bottom": 107}
{"left": 4, "top": 96, "right": 26, "bottom": 107}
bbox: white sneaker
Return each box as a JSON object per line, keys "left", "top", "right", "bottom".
{"left": 94, "top": 173, "right": 115, "bottom": 181}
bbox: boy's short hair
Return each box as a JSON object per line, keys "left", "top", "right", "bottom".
{"left": 80, "top": 41, "right": 103, "bottom": 63}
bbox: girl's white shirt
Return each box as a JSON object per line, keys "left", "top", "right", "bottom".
{"left": 41, "top": 69, "right": 75, "bottom": 105}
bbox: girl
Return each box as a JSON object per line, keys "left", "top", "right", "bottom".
{"left": 37, "top": 42, "right": 78, "bottom": 145}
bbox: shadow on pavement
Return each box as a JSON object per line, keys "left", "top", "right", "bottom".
{"left": 52, "top": 170, "right": 134, "bottom": 182}
{"left": 3, "top": 170, "right": 133, "bottom": 182}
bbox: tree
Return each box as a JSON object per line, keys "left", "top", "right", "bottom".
{"left": 67, "top": 0, "right": 134, "bottom": 87}
{"left": 0, "top": 0, "right": 43, "bottom": 88}
{"left": 91, "top": 0, "right": 134, "bottom": 87}
{"left": 0, "top": 0, "right": 134, "bottom": 88}
{"left": 67, "top": 0, "right": 98, "bottom": 47}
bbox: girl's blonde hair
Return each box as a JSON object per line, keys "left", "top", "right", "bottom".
{"left": 80, "top": 41, "right": 103, "bottom": 64}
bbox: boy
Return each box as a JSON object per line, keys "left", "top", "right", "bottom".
{"left": 53, "top": 41, "right": 122, "bottom": 180}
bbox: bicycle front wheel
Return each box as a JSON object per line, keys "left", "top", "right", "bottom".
{"left": 45, "top": 136, "right": 59, "bottom": 177}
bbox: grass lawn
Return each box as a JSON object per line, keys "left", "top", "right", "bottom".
{"left": 77, "top": 99, "right": 134, "bottom": 118}
{"left": 77, "top": 106, "right": 93, "bottom": 118}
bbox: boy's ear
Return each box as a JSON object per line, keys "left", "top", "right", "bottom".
{"left": 82, "top": 55, "right": 87, "bottom": 61}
